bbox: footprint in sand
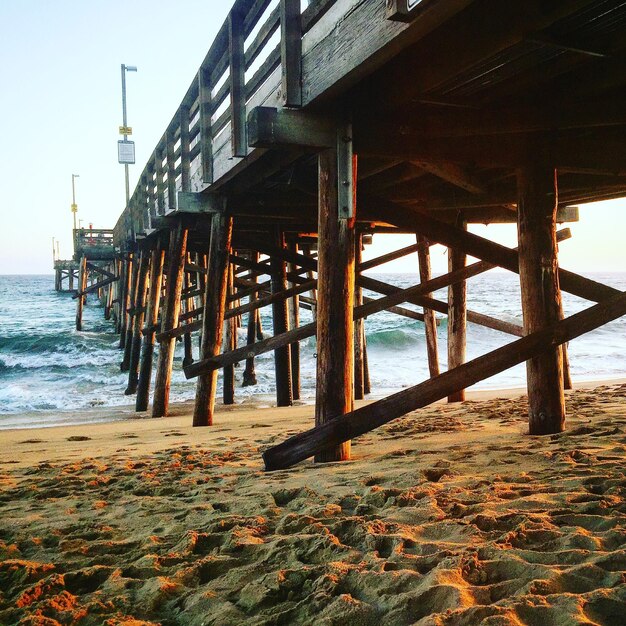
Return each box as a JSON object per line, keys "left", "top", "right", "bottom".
{"left": 18, "top": 439, "right": 44, "bottom": 444}
{"left": 67, "top": 436, "right": 91, "bottom": 442}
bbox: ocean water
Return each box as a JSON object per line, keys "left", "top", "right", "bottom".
{"left": 1, "top": 272, "right": 625, "bottom": 428}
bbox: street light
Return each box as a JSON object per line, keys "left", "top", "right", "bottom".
{"left": 71, "top": 173, "right": 79, "bottom": 231}
{"left": 120, "top": 64, "right": 137, "bottom": 207}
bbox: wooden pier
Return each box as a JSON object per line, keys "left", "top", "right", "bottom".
{"left": 62, "top": 0, "right": 626, "bottom": 468}
{"left": 53, "top": 260, "right": 78, "bottom": 293}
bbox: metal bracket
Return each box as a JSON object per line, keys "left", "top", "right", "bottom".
{"left": 337, "top": 122, "right": 354, "bottom": 220}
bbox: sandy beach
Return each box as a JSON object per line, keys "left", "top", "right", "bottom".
{"left": 1, "top": 381, "right": 625, "bottom": 625}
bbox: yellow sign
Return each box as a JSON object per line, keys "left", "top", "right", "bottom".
{"left": 119, "top": 126, "right": 133, "bottom": 135}
{"left": 71, "top": 203, "right": 78, "bottom": 213}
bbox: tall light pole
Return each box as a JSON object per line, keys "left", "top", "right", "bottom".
{"left": 71, "top": 173, "right": 79, "bottom": 231}
{"left": 120, "top": 64, "right": 137, "bottom": 207}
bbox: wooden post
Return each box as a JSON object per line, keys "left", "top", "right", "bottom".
{"left": 152, "top": 222, "right": 188, "bottom": 418}
{"left": 125, "top": 251, "right": 150, "bottom": 395}
{"left": 199, "top": 67, "right": 213, "bottom": 184}
{"left": 119, "top": 255, "right": 133, "bottom": 348}
{"left": 223, "top": 260, "right": 235, "bottom": 405}
{"left": 193, "top": 214, "right": 233, "bottom": 426}
{"left": 557, "top": 242, "right": 573, "bottom": 390}
{"left": 287, "top": 239, "right": 301, "bottom": 401}
{"left": 559, "top": 296, "right": 573, "bottom": 390}
{"left": 447, "top": 221, "right": 466, "bottom": 402}
{"left": 68, "top": 267, "right": 74, "bottom": 291}
{"left": 104, "top": 268, "right": 114, "bottom": 321}
{"left": 243, "top": 252, "right": 259, "bottom": 386}
{"left": 229, "top": 10, "right": 246, "bottom": 157}
{"left": 136, "top": 244, "right": 165, "bottom": 412}
{"left": 197, "top": 253, "right": 208, "bottom": 351}
{"left": 256, "top": 308, "right": 264, "bottom": 339}
{"left": 363, "top": 332, "right": 371, "bottom": 395}
{"left": 121, "top": 255, "right": 140, "bottom": 372}
{"left": 115, "top": 258, "right": 123, "bottom": 333}
{"left": 271, "top": 229, "right": 293, "bottom": 407}
{"left": 315, "top": 148, "right": 355, "bottom": 463}
{"left": 75, "top": 256, "right": 87, "bottom": 331}
{"left": 304, "top": 245, "right": 317, "bottom": 320}
{"left": 417, "top": 235, "right": 440, "bottom": 378}
{"left": 280, "top": 0, "right": 302, "bottom": 107}
{"left": 182, "top": 260, "right": 194, "bottom": 369}
{"left": 120, "top": 253, "right": 135, "bottom": 350}
{"left": 517, "top": 163, "right": 565, "bottom": 434}
{"left": 354, "top": 233, "right": 365, "bottom": 400}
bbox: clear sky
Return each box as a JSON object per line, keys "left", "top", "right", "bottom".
{"left": 1, "top": 1, "right": 624, "bottom": 276}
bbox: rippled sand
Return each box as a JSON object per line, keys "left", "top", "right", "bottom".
{"left": 1, "top": 384, "right": 625, "bottom": 625}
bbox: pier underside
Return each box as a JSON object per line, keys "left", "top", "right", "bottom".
{"left": 73, "top": 0, "right": 626, "bottom": 468}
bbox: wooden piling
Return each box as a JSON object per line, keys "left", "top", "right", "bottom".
{"left": 447, "top": 221, "right": 467, "bottom": 402}
{"left": 315, "top": 148, "right": 355, "bottom": 463}
{"left": 182, "top": 261, "right": 194, "bottom": 369}
{"left": 223, "top": 260, "right": 235, "bottom": 405}
{"left": 196, "top": 253, "right": 207, "bottom": 351}
{"left": 517, "top": 163, "right": 565, "bottom": 434}
{"left": 119, "top": 255, "right": 133, "bottom": 349}
{"left": 287, "top": 239, "right": 301, "bottom": 401}
{"left": 136, "top": 244, "right": 165, "bottom": 412}
{"left": 304, "top": 245, "right": 317, "bottom": 320}
{"left": 354, "top": 234, "right": 365, "bottom": 400}
{"left": 243, "top": 252, "right": 259, "bottom": 386}
{"left": 125, "top": 251, "right": 150, "bottom": 395}
{"left": 75, "top": 255, "right": 87, "bottom": 331}
{"left": 271, "top": 229, "right": 293, "bottom": 407}
{"left": 363, "top": 332, "right": 371, "bottom": 395}
{"left": 193, "top": 214, "right": 233, "bottom": 426}
{"left": 416, "top": 235, "right": 440, "bottom": 378}
{"left": 152, "top": 222, "right": 188, "bottom": 418}
{"left": 556, "top": 246, "right": 573, "bottom": 390}
{"left": 121, "top": 255, "right": 140, "bottom": 372}
{"left": 104, "top": 269, "right": 114, "bottom": 321}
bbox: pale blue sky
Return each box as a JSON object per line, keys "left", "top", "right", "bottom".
{"left": 0, "top": 1, "right": 623, "bottom": 275}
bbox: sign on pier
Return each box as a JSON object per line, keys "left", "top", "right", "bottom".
{"left": 117, "top": 140, "right": 135, "bottom": 164}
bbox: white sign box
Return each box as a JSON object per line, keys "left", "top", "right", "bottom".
{"left": 118, "top": 140, "right": 136, "bottom": 164}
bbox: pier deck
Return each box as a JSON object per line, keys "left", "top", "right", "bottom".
{"left": 64, "top": 0, "right": 626, "bottom": 467}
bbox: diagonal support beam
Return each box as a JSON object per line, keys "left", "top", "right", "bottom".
{"left": 360, "top": 275, "right": 523, "bottom": 337}
{"left": 182, "top": 225, "right": 574, "bottom": 378}
{"left": 183, "top": 268, "right": 525, "bottom": 379}
{"left": 365, "top": 196, "right": 618, "bottom": 303}
{"left": 263, "top": 289, "right": 626, "bottom": 470}
{"left": 72, "top": 275, "right": 117, "bottom": 299}
{"left": 86, "top": 262, "right": 116, "bottom": 280}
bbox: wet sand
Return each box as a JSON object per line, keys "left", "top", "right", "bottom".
{"left": 1, "top": 382, "right": 625, "bottom": 625}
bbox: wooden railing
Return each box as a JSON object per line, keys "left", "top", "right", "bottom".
{"left": 74, "top": 228, "right": 116, "bottom": 259}
{"left": 114, "top": 0, "right": 336, "bottom": 249}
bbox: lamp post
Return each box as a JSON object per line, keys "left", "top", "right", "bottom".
{"left": 120, "top": 64, "right": 137, "bottom": 207}
{"left": 71, "top": 173, "right": 79, "bottom": 231}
